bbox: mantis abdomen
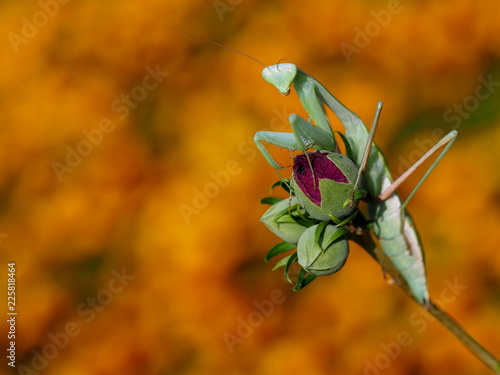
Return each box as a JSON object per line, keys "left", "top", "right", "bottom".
{"left": 369, "top": 193, "right": 428, "bottom": 304}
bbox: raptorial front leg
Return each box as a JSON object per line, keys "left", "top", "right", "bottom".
{"left": 254, "top": 113, "right": 338, "bottom": 172}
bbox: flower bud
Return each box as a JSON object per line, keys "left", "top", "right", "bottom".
{"left": 260, "top": 197, "right": 309, "bottom": 244}
{"left": 291, "top": 152, "right": 362, "bottom": 221}
{"left": 297, "top": 224, "right": 349, "bottom": 276}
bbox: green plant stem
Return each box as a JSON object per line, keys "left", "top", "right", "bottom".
{"left": 349, "top": 225, "right": 500, "bottom": 374}
{"left": 426, "top": 301, "right": 500, "bottom": 374}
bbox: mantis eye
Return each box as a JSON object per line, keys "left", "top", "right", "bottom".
{"left": 291, "top": 152, "right": 363, "bottom": 221}
{"left": 296, "top": 163, "right": 307, "bottom": 175}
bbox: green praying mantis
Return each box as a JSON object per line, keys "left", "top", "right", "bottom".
{"left": 166, "top": 24, "right": 500, "bottom": 372}
{"left": 162, "top": 25, "right": 459, "bottom": 305}
{"left": 255, "top": 63, "right": 457, "bottom": 305}
{"left": 254, "top": 63, "right": 500, "bottom": 375}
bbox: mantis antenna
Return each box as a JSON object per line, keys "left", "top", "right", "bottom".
{"left": 162, "top": 24, "right": 268, "bottom": 68}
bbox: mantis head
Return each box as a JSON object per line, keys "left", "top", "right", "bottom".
{"left": 262, "top": 63, "right": 298, "bottom": 96}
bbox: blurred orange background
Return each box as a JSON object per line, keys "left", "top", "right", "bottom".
{"left": 0, "top": 0, "right": 499, "bottom": 374}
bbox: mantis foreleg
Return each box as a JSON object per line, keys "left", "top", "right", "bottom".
{"left": 351, "top": 101, "right": 384, "bottom": 199}
{"left": 254, "top": 113, "right": 337, "bottom": 172}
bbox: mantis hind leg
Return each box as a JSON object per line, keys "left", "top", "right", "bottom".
{"left": 377, "top": 130, "right": 458, "bottom": 209}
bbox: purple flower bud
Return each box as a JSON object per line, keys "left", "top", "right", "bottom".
{"left": 293, "top": 153, "right": 349, "bottom": 204}
{"left": 291, "top": 152, "right": 362, "bottom": 221}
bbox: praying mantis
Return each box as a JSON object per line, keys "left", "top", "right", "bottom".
{"left": 255, "top": 64, "right": 500, "bottom": 375}
{"left": 255, "top": 63, "right": 457, "bottom": 305}
{"left": 166, "top": 24, "right": 500, "bottom": 371}
{"left": 163, "top": 25, "right": 457, "bottom": 304}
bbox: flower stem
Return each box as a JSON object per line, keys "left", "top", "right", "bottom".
{"left": 426, "top": 300, "right": 500, "bottom": 374}
{"left": 348, "top": 222, "right": 500, "bottom": 374}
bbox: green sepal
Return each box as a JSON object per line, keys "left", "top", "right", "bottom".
{"left": 294, "top": 268, "right": 317, "bottom": 291}
{"left": 261, "top": 197, "right": 283, "bottom": 205}
{"left": 332, "top": 210, "right": 358, "bottom": 227}
{"left": 270, "top": 180, "right": 283, "bottom": 190}
{"left": 328, "top": 213, "right": 342, "bottom": 225}
{"left": 289, "top": 203, "right": 317, "bottom": 227}
{"left": 313, "top": 220, "right": 347, "bottom": 250}
{"left": 272, "top": 254, "right": 293, "bottom": 271}
{"left": 284, "top": 252, "right": 298, "bottom": 284}
{"left": 314, "top": 221, "right": 330, "bottom": 248}
{"left": 264, "top": 241, "right": 297, "bottom": 262}
{"left": 342, "top": 189, "right": 367, "bottom": 209}
{"left": 280, "top": 179, "right": 292, "bottom": 194}
{"left": 352, "top": 189, "right": 367, "bottom": 200}
{"left": 269, "top": 179, "right": 291, "bottom": 195}
{"left": 323, "top": 227, "right": 348, "bottom": 249}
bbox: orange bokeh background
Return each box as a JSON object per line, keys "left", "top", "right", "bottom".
{"left": 1, "top": 1, "right": 499, "bottom": 374}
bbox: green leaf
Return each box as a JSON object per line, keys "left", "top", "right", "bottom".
{"left": 264, "top": 241, "right": 297, "bottom": 262}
